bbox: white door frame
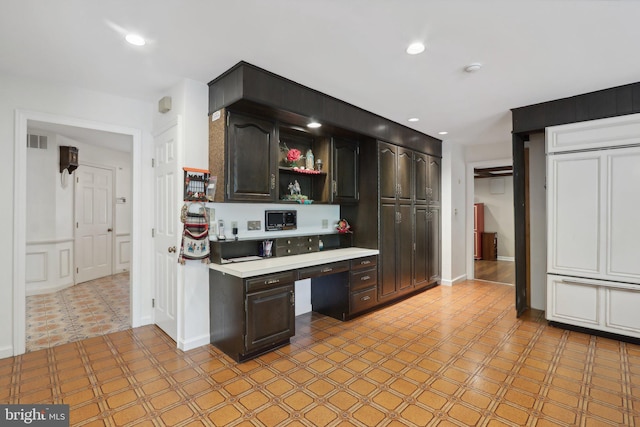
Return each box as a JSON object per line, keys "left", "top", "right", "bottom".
{"left": 465, "top": 158, "right": 512, "bottom": 281}
{"left": 14, "top": 109, "right": 143, "bottom": 355}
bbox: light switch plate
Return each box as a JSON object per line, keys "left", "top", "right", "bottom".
{"left": 248, "top": 220, "right": 261, "bottom": 231}
{"left": 322, "top": 219, "right": 329, "bottom": 229}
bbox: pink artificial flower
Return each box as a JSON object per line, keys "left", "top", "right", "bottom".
{"left": 287, "top": 148, "right": 301, "bottom": 162}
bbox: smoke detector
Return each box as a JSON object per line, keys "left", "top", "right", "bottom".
{"left": 464, "top": 63, "right": 482, "bottom": 73}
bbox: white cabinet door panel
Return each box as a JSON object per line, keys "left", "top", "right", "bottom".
{"left": 547, "top": 275, "right": 599, "bottom": 325}
{"left": 546, "top": 112, "right": 640, "bottom": 153}
{"left": 607, "top": 148, "right": 640, "bottom": 281}
{"left": 548, "top": 153, "right": 601, "bottom": 275}
{"left": 606, "top": 287, "right": 640, "bottom": 336}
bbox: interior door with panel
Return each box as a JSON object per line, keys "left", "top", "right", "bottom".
{"left": 75, "top": 165, "right": 113, "bottom": 284}
{"left": 153, "top": 119, "right": 181, "bottom": 342}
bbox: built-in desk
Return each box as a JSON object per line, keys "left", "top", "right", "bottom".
{"left": 208, "top": 247, "right": 379, "bottom": 361}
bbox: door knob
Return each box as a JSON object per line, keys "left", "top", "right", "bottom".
{"left": 168, "top": 246, "right": 177, "bottom": 253}
{"left": 107, "top": 228, "right": 113, "bottom": 232}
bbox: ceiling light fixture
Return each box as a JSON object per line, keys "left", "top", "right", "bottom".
{"left": 307, "top": 122, "right": 321, "bottom": 129}
{"left": 438, "top": 131, "right": 448, "bottom": 135}
{"left": 406, "top": 42, "right": 425, "bottom": 55}
{"left": 464, "top": 63, "right": 482, "bottom": 72}
{"left": 125, "top": 34, "right": 146, "bottom": 46}
{"left": 408, "top": 117, "right": 420, "bottom": 122}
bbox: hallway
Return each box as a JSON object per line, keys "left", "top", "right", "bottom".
{"left": 25, "top": 272, "right": 130, "bottom": 352}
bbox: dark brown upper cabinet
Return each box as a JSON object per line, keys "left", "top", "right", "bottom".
{"left": 332, "top": 138, "right": 359, "bottom": 204}
{"left": 428, "top": 156, "right": 441, "bottom": 207}
{"left": 379, "top": 142, "right": 412, "bottom": 204}
{"left": 226, "top": 111, "right": 277, "bottom": 202}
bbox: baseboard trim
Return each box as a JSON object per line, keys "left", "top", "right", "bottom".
{"left": 497, "top": 256, "right": 515, "bottom": 262}
{"left": 440, "top": 274, "right": 467, "bottom": 286}
{"left": 179, "top": 334, "right": 210, "bottom": 352}
{"left": 0, "top": 345, "right": 14, "bottom": 359}
{"left": 26, "top": 281, "right": 74, "bottom": 297}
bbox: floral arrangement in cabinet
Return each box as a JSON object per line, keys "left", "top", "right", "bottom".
{"left": 280, "top": 143, "right": 322, "bottom": 174}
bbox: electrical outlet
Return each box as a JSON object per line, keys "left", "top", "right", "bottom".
{"left": 247, "top": 220, "right": 261, "bottom": 231}
{"left": 322, "top": 219, "right": 329, "bottom": 229}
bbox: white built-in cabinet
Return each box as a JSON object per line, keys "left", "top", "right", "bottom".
{"left": 546, "top": 113, "right": 640, "bottom": 338}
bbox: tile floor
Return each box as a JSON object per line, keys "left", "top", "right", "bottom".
{"left": 4, "top": 280, "right": 640, "bottom": 426}
{"left": 25, "top": 273, "right": 130, "bottom": 352}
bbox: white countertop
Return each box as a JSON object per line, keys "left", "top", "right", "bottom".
{"left": 209, "top": 247, "right": 379, "bottom": 278}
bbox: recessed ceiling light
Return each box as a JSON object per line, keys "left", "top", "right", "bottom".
{"left": 464, "top": 63, "right": 482, "bottom": 72}
{"left": 408, "top": 117, "right": 420, "bottom": 122}
{"left": 125, "top": 34, "right": 146, "bottom": 46}
{"left": 438, "top": 131, "right": 448, "bottom": 135}
{"left": 307, "top": 122, "right": 321, "bottom": 129}
{"left": 406, "top": 42, "right": 425, "bottom": 55}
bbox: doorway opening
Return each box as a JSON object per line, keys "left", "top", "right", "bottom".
{"left": 466, "top": 159, "right": 514, "bottom": 285}
{"left": 14, "top": 110, "right": 143, "bottom": 356}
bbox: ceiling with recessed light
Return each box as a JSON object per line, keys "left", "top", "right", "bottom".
{"left": 1, "top": 0, "right": 639, "bottom": 147}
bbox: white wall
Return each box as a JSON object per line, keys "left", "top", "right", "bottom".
{"left": 441, "top": 140, "right": 467, "bottom": 285}
{"left": 528, "top": 133, "right": 547, "bottom": 310}
{"left": 474, "top": 176, "right": 515, "bottom": 259}
{"left": 153, "top": 79, "right": 211, "bottom": 351}
{"left": 1, "top": 72, "right": 155, "bottom": 358}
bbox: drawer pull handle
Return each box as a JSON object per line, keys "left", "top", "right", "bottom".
{"left": 266, "top": 279, "right": 280, "bottom": 284}
{"left": 361, "top": 295, "right": 371, "bottom": 301}
{"left": 321, "top": 267, "right": 333, "bottom": 273}
{"left": 361, "top": 276, "right": 370, "bottom": 281}
{"left": 360, "top": 260, "right": 371, "bottom": 265}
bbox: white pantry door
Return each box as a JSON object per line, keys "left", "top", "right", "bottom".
{"left": 154, "top": 119, "right": 181, "bottom": 342}
{"left": 75, "top": 165, "right": 113, "bottom": 284}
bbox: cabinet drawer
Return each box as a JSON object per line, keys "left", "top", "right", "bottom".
{"left": 350, "top": 268, "right": 377, "bottom": 292}
{"left": 298, "top": 236, "right": 319, "bottom": 254}
{"left": 298, "top": 261, "right": 349, "bottom": 280}
{"left": 274, "top": 236, "right": 319, "bottom": 257}
{"left": 350, "top": 256, "right": 377, "bottom": 270}
{"left": 246, "top": 271, "right": 296, "bottom": 293}
{"left": 350, "top": 287, "right": 377, "bottom": 314}
{"left": 274, "top": 238, "right": 298, "bottom": 257}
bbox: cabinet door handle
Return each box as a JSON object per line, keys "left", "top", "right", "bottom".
{"left": 290, "top": 291, "right": 295, "bottom": 305}
{"left": 270, "top": 173, "right": 275, "bottom": 189}
{"left": 321, "top": 267, "right": 333, "bottom": 273}
{"left": 332, "top": 180, "right": 337, "bottom": 195}
{"left": 361, "top": 276, "right": 370, "bottom": 281}
{"left": 361, "top": 295, "right": 371, "bottom": 301}
{"left": 360, "top": 260, "right": 371, "bottom": 265}
{"left": 266, "top": 279, "right": 280, "bottom": 285}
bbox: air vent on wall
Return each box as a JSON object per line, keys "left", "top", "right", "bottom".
{"left": 27, "top": 134, "right": 48, "bottom": 149}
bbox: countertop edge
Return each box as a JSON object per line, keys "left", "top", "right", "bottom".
{"left": 209, "top": 247, "right": 379, "bottom": 278}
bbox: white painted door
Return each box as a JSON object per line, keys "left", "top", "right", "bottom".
{"left": 154, "top": 119, "right": 181, "bottom": 342}
{"left": 75, "top": 165, "right": 113, "bottom": 284}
